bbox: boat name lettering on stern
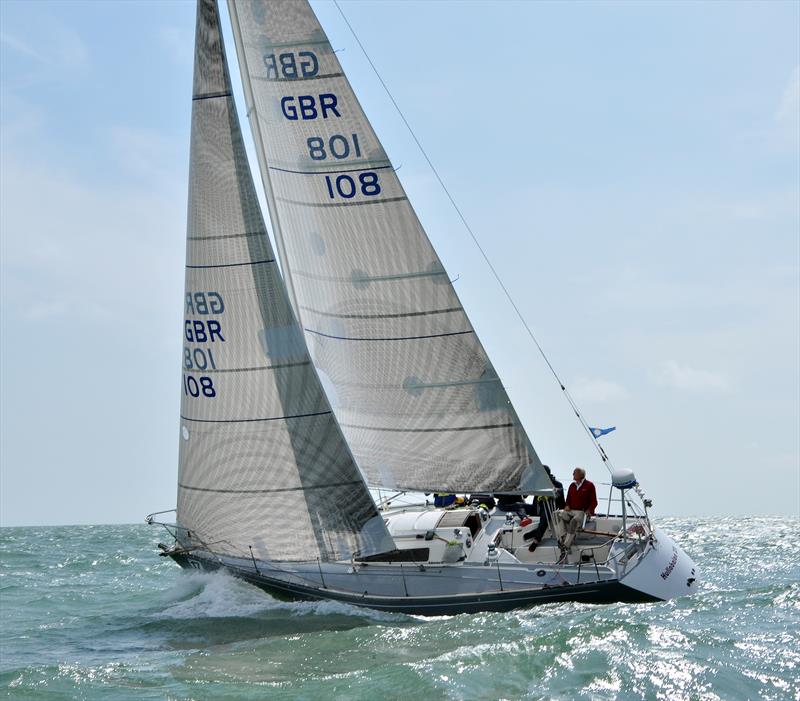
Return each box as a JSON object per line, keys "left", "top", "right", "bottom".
{"left": 182, "top": 291, "right": 226, "bottom": 398}
{"left": 660, "top": 545, "right": 679, "bottom": 580}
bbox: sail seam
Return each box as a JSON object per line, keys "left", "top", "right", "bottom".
{"left": 254, "top": 71, "right": 344, "bottom": 83}
{"left": 269, "top": 164, "right": 394, "bottom": 176}
{"left": 267, "top": 158, "right": 391, "bottom": 173}
{"left": 188, "top": 231, "right": 266, "bottom": 241}
{"left": 192, "top": 90, "right": 233, "bottom": 101}
{"left": 261, "top": 38, "right": 331, "bottom": 50}
{"left": 178, "top": 480, "right": 363, "bottom": 494}
{"left": 186, "top": 259, "right": 275, "bottom": 269}
{"left": 180, "top": 410, "right": 331, "bottom": 424}
{"left": 276, "top": 195, "right": 407, "bottom": 208}
{"left": 183, "top": 361, "right": 311, "bottom": 374}
{"left": 303, "top": 328, "right": 473, "bottom": 342}
{"left": 292, "top": 269, "right": 447, "bottom": 284}
{"left": 299, "top": 305, "right": 463, "bottom": 320}
{"left": 341, "top": 422, "right": 515, "bottom": 433}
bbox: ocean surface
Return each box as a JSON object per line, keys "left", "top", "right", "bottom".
{"left": 1, "top": 518, "right": 798, "bottom": 701}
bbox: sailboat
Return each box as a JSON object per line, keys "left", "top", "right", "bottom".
{"left": 147, "top": 0, "right": 699, "bottom": 615}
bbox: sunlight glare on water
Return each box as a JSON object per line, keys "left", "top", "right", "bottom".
{"left": 0, "top": 518, "right": 798, "bottom": 700}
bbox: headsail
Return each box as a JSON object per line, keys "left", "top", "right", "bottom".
{"left": 177, "top": 0, "right": 393, "bottom": 562}
{"left": 227, "top": 0, "right": 552, "bottom": 494}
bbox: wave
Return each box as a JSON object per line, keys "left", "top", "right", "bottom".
{"left": 152, "top": 570, "right": 409, "bottom": 624}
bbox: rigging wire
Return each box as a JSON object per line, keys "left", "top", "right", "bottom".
{"left": 332, "top": 0, "right": 614, "bottom": 474}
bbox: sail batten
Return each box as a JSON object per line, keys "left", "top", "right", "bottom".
{"left": 176, "top": 0, "right": 393, "bottom": 563}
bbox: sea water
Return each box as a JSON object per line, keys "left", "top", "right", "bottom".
{"left": 1, "top": 518, "right": 797, "bottom": 701}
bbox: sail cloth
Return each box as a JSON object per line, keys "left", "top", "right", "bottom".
{"left": 227, "top": 0, "right": 553, "bottom": 494}
{"left": 177, "top": 0, "right": 393, "bottom": 563}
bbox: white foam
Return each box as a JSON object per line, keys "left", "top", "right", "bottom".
{"left": 286, "top": 596, "right": 409, "bottom": 623}
{"left": 154, "top": 570, "right": 410, "bottom": 623}
{"left": 155, "top": 571, "right": 276, "bottom": 619}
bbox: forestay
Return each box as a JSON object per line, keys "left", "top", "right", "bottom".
{"left": 228, "top": 0, "right": 552, "bottom": 494}
{"left": 177, "top": 0, "right": 393, "bottom": 562}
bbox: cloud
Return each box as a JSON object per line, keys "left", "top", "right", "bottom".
{"left": 106, "top": 126, "right": 184, "bottom": 186}
{"left": 158, "top": 25, "right": 193, "bottom": 67}
{"left": 0, "top": 92, "right": 46, "bottom": 150}
{"left": 656, "top": 360, "right": 730, "bottom": 392}
{"left": 19, "top": 298, "right": 113, "bottom": 323}
{"left": 0, "top": 20, "right": 88, "bottom": 79}
{"left": 0, "top": 151, "right": 185, "bottom": 339}
{"left": 774, "top": 65, "right": 799, "bottom": 152}
{"left": 569, "top": 377, "right": 628, "bottom": 403}
{"left": 0, "top": 31, "right": 49, "bottom": 64}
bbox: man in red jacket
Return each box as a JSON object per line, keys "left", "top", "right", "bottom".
{"left": 556, "top": 467, "right": 598, "bottom": 551}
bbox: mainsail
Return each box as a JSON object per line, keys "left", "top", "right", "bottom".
{"left": 176, "top": 0, "right": 393, "bottom": 562}
{"left": 228, "top": 0, "right": 552, "bottom": 494}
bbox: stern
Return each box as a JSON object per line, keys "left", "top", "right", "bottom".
{"left": 620, "top": 528, "right": 699, "bottom": 601}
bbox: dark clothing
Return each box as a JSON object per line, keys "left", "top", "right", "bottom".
{"left": 496, "top": 494, "right": 523, "bottom": 507}
{"left": 525, "top": 478, "right": 565, "bottom": 543}
{"left": 469, "top": 494, "right": 496, "bottom": 510}
{"left": 566, "top": 480, "right": 598, "bottom": 515}
{"left": 554, "top": 481, "right": 566, "bottom": 510}
{"left": 527, "top": 518, "right": 547, "bottom": 543}
{"left": 433, "top": 493, "right": 456, "bottom": 507}
{"left": 497, "top": 494, "right": 536, "bottom": 516}
{"left": 533, "top": 477, "right": 565, "bottom": 516}
{"left": 496, "top": 494, "right": 536, "bottom": 517}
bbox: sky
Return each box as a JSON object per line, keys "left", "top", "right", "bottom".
{"left": 1, "top": 0, "right": 798, "bottom": 526}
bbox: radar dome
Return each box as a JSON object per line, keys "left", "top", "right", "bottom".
{"left": 611, "top": 468, "right": 638, "bottom": 490}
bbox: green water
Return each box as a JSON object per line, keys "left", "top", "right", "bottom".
{"left": 1, "top": 518, "right": 797, "bottom": 700}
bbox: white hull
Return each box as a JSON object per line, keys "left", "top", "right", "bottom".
{"left": 619, "top": 527, "right": 698, "bottom": 601}
{"left": 165, "top": 509, "right": 699, "bottom": 615}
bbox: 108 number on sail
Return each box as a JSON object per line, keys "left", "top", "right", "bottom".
{"left": 324, "top": 172, "right": 381, "bottom": 199}
{"left": 183, "top": 374, "right": 216, "bottom": 398}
